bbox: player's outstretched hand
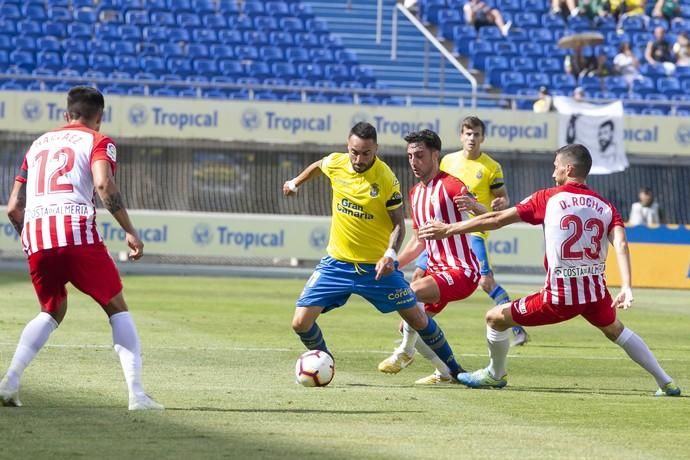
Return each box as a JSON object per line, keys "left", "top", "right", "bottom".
{"left": 282, "top": 180, "right": 298, "bottom": 196}
{"left": 612, "top": 286, "right": 634, "bottom": 309}
{"left": 375, "top": 256, "right": 395, "bottom": 280}
{"left": 491, "top": 196, "right": 508, "bottom": 211}
{"left": 454, "top": 195, "right": 476, "bottom": 212}
{"left": 418, "top": 221, "right": 450, "bottom": 240}
{"left": 127, "top": 233, "right": 144, "bottom": 260}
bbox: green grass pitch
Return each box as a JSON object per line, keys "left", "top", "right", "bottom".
{"left": 0, "top": 272, "right": 688, "bottom": 459}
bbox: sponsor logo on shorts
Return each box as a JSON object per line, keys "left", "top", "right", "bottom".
{"left": 388, "top": 287, "right": 413, "bottom": 304}
{"left": 517, "top": 298, "right": 527, "bottom": 315}
{"left": 439, "top": 271, "right": 454, "bottom": 286}
{"left": 553, "top": 263, "right": 606, "bottom": 278}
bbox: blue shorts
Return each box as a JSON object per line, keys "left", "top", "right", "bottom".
{"left": 416, "top": 235, "right": 493, "bottom": 276}
{"left": 296, "top": 256, "right": 417, "bottom": 313}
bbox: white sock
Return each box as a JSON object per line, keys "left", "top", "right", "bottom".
{"left": 486, "top": 326, "right": 511, "bottom": 379}
{"left": 396, "top": 305, "right": 424, "bottom": 357}
{"left": 415, "top": 338, "right": 451, "bottom": 378}
{"left": 4, "top": 312, "right": 58, "bottom": 389}
{"left": 615, "top": 327, "right": 672, "bottom": 387}
{"left": 110, "top": 311, "right": 145, "bottom": 396}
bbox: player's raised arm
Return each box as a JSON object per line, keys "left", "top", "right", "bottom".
{"left": 375, "top": 205, "right": 406, "bottom": 280}
{"left": 283, "top": 159, "right": 323, "bottom": 196}
{"left": 397, "top": 228, "right": 425, "bottom": 269}
{"left": 7, "top": 180, "right": 26, "bottom": 237}
{"left": 609, "top": 225, "right": 634, "bottom": 310}
{"left": 419, "top": 207, "right": 522, "bottom": 240}
{"left": 92, "top": 159, "right": 143, "bottom": 260}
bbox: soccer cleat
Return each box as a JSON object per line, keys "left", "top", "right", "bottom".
{"left": 511, "top": 326, "right": 530, "bottom": 347}
{"left": 414, "top": 371, "right": 455, "bottom": 385}
{"left": 655, "top": 382, "right": 681, "bottom": 397}
{"left": 377, "top": 352, "right": 414, "bottom": 374}
{"left": 128, "top": 393, "right": 165, "bottom": 411}
{"left": 0, "top": 377, "right": 22, "bottom": 407}
{"left": 457, "top": 367, "right": 508, "bottom": 389}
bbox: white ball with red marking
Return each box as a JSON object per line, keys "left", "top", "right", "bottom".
{"left": 295, "top": 350, "right": 335, "bottom": 387}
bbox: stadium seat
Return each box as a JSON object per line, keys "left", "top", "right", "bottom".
{"left": 18, "top": 21, "right": 42, "bottom": 36}
{"left": 152, "top": 87, "right": 177, "bottom": 97}
{"left": 10, "top": 51, "right": 36, "bottom": 70}
{"left": 37, "top": 37, "right": 61, "bottom": 53}
{"left": 244, "top": 31, "right": 269, "bottom": 46}
{"left": 177, "top": 12, "right": 201, "bottom": 27}
{"left": 514, "top": 12, "right": 540, "bottom": 28}
{"left": 254, "top": 15, "right": 279, "bottom": 31}
{"left": 114, "top": 55, "right": 140, "bottom": 73}
{"left": 269, "top": 31, "right": 294, "bottom": 47}
{"left": 537, "top": 57, "right": 562, "bottom": 73}
{"left": 235, "top": 45, "right": 259, "bottom": 61}
{"left": 68, "top": 23, "right": 92, "bottom": 39}
{"left": 167, "top": 28, "right": 190, "bottom": 42}
{"left": 219, "top": 30, "right": 243, "bottom": 45}
{"left": 188, "top": 44, "right": 210, "bottom": 58}
{"left": 119, "top": 24, "right": 141, "bottom": 40}
{"left": 203, "top": 14, "right": 227, "bottom": 29}
{"left": 63, "top": 52, "right": 88, "bottom": 72}
{"left": 280, "top": 17, "right": 304, "bottom": 32}
{"left": 511, "top": 56, "right": 536, "bottom": 72}
{"left": 286, "top": 47, "right": 310, "bottom": 63}
{"left": 293, "top": 33, "right": 320, "bottom": 48}
{"left": 525, "top": 72, "right": 551, "bottom": 89}
{"left": 166, "top": 57, "right": 192, "bottom": 75}
{"left": 621, "top": 15, "right": 646, "bottom": 32}
{"left": 468, "top": 41, "right": 493, "bottom": 70}
{"left": 485, "top": 56, "right": 510, "bottom": 86}
{"left": 266, "top": 1, "right": 291, "bottom": 18}
{"left": 325, "top": 64, "right": 350, "bottom": 82}
{"left": 194, "top": 29, "right": 218, "bottom": 44}
{"left": 193, "top": 59, "right": 218, "bottom": 77}
{"left": 111, "top": 41, "right": 136, "bottom": 55}
{"left": 219, "top": 60, "right": 244, "bottom": 77}
{"left": 297, "top": 63, "right": 323, "bottom": 80}
{"left": 243, "top": 1, "right": 265, "bottom": 15}
{"left": 23, "top": 4, "right": 47, "bottom": 20}
{"left": 552, "top": 74, "right": 576, "bottom": 91}
{"left": 310, "top": 49, "right": 335, "bottom": 64}
{"left": 260, "top": 46, "right": 285, "bottom": 63}
{"left": 494, "top": 42, "right": 518, "bottom": 57}
{"left": 633, "top": 77, "right": 656, "bottom": 95}
{"left": 210, "top": 45, "right": 234, "bottom": 59}
{"left": 151, "top": 11, "right": 176, "bottom": 26}
{"left": 247, "top": 62, "right": 272, "bottom": 79}
{"left": 657, "top": 77, "right": 681, "bottom": 96}
{"left": 500, "top": 71, "right": 525, "bottom": 93}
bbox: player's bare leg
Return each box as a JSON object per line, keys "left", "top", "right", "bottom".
{"left": 599, "top": 319, "right": 680, "bottom": 396}
{"left": 457, "top": 303, "right": 513, "bottom": 389}
{"left": 0, "top": 301, "right": 65, "bottom": 407}
{"left": 379, "top": 275, "right": 447, "bottom": 377}
{"left": 106, "top": 292, "right": 163, "bottom": 410}
{"left": 292, "top": 306, "right": 330, "bottom": 356}
{"left": 397, "top": 304, "right": 465, "bottom": 379}
{"left": 480, "top": 272, "right": 529, "bottom": 346}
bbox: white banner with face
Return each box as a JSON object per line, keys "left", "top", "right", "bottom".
{"left": 553, "top": 96, "right": 628, "bottom": 175}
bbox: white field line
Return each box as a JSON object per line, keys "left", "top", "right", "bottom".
{"left": 0, "top": 342, "right": 686, "bottom": 361}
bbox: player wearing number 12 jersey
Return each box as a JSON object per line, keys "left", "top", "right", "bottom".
{"left": 419, "top": 144, "right": 680, "bottom": 396}
{"left": 1, "top": 87, "right": 163, "bottom": 410}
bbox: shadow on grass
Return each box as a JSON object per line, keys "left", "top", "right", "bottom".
{"left": 169, "top": 407, "right": 424, "bottom": 414}
{"left": 0, "top": 389, "right": 388, "bottom": 460}
{"left": 507, "top": 385, "right": 686, "bottom": 397}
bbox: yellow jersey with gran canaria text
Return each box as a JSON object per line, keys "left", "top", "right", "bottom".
{"left": 320, "top": 153, "right": 403, "bottom": 264}
{"left": 440, "top": 151, "right": 505, "bottom": 240}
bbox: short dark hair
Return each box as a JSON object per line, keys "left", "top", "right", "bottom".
{"left": 460, "top": 116, "right": 486, "bottom": 136}
{"left": 639, "top": 186, "right": 653, "bottom": 195}
{"left": 404, "top": 129, "right": 442, "bottom": 152}
{"left": 555, "top": 144, "right": 592, "bottom": 178}
{"left": 349, "top": 122, "right": 377, "bottom": 143}
{"left": 67, "top": 86, "right": 105, "bottom": 121}
{"left": 599, "top": 120, "right": 614, "bottom": 131}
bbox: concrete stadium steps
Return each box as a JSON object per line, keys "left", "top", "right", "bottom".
{"left": 304, "top": 0, "right": 473, "bottom": 96}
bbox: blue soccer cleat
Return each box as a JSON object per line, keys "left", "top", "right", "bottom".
{"left": 457, "top": 367, "right": 507, "bottom": 389}
{"left": 655, "top": 382, "right": 681, "bottom": 397}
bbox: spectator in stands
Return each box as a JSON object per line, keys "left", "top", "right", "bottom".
{"left": 573, "top": 86, "right": 586, "bottom": 101}
{"left": 610, "top": 0, "right": 647, "bottom": 20}
{"left": 645, "top": 26, "right": 676, "bottom": 75}
{"left": 580, "top": 0, "right": 611, "bottom": 20}
{"left": 613, "top": 42, "right": 642, "bottom": 87}
{"left": 463, "top": 0, "right": 512, "bottom": 37}
{"left": 403, "top": 0, "right": 419, "bottom": 14}
{"left": 582, "top": 49, "right": 613, "bottom": 77}
{"left": 551, "top": 0, "right": 579, "bottom": 17}
{"left": 628, "top": 187, "right": 662, "bottom": 226}
{"left": 673, "top": 32, "right": 689, "bottom": 67}
{"left": 652, "top": 0, "right": 680, "bottom": 23}
{"left": 533, "top": 86, "right": 554, "bottom": 113}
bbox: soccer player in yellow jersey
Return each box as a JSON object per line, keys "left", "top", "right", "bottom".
{"left": 283, "top": 122, "right": 467, "bottom": 379}
{"left": 421, "top": 116, "right": 529, "bottom": 346}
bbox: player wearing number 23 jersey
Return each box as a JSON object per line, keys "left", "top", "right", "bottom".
{"left": 418, "top": 144, "right": 680, "bottom": 396}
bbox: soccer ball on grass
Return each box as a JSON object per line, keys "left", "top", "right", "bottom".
{"left": 295, "top": 350, "right": 334, "bottom": 387}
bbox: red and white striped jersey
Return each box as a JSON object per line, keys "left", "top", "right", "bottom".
{"left": 15, "top": 123, "right": 117, "bottom": 256}
{"left": 410, "top": 172, "right": 480, "bottom": 279}
{"left": 516, "top": 182, "right": 624, "bottom": 306}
